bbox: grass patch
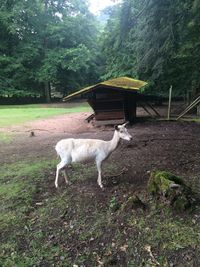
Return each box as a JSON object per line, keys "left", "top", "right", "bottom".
{"left": 0, "top": 132, "right": 13, "bottom": 143}
{"left": 0, "top": 160, "right": 56, "bottom": 232}
{"left": 129, "top": 209, "right": 199, "bottom": 250}
{"left": 1, "top": 159, "right": 200, "bottom": 266}
{"left": 0, "top": 102, "right": 91, "bottom": 127}
{"left": 179, "top": 117, "right": 200, "bottom": 123}
{"left": 0, "top": 159, "right": 69, "bottom": 266}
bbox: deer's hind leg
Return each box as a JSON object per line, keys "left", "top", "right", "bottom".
{"left": 55, "top": 157, "right": 70, "bottom": 188}
{"left": 62, "top": 167, "right": 69, "bottom": 185}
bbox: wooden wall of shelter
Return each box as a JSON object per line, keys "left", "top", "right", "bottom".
{"left": 87, "top": 87, "right": 137, "bottom": 123}
{"left": 63, "top": 77, "right": 148, "bottom": 124}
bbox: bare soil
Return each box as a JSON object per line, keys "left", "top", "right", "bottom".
{"left": 1, "top": 111, "right": 200, "bottom": 185}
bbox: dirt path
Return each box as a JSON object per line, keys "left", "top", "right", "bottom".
{"left": 0, "top": 112, "right": 94, "bottom": 134}
{"left": 0, "top": 112, "right": 96, "bottom": 163}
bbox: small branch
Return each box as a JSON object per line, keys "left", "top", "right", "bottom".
{"left": 145, "top": 245, "right": 160, "bottom": 266}
{"left": 60, "top": 209, "right": 68, "bottom": 219}
{"left": 27, "top": 129, "right": 52, "bottom": 132}
{"left": 9, "top": 128, "right": 53, "bottom": 133}
{"left": 106, "top": 167, "right": 128, "bottom": 179}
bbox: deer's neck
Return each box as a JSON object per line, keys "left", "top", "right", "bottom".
{"left": 107, "top": 130, "right": 120, "bottom": 154}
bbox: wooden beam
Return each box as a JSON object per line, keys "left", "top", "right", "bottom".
{"left": 167, "top": 85, "right": 172, "bottom": 120}
{"left": 140, "top": 103, "right": 154, "bottom": 117}
{"left": 145, "top": 102, "right": 161, "bottom": 117}
{"left": 176, "top": 95, "right": 200, "bottom": 120}
{"left": 179, "top": 95, "right": 200, "bottom": 117}
{"left": 85, "top": 113, "right": 95, "bottom": 123}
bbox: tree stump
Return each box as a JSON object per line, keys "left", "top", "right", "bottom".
{"left": 147, "top": 171, "right": 195, "bottom": 211}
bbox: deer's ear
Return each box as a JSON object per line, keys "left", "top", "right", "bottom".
{"left": 114, "top": 125, "right": 119, "bottom": 131}
{"left": 122, "top": 122, "right": 129, "bottom": 127}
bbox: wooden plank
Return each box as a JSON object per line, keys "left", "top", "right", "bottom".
{"left": 95, "top": 110, "right": 124, "bottom": 120}
{"left": 145, "top": 102, "right": 161, "bottom": 117}
{"left": 85, "top": 113, "right": 95, "bottom": 123}
{"left": 167, "top": 85, "right": 173, "bottom": 120}
{"left": 197, "top": 104, "right": 200, "bottom": 117}
{"left": 88, "top": 99, "right": 124, "bottom": 111}
{"left": 176, "top": 95, "right": 200, "bottom": 120}
{"left": 140, "top": 103, "right": 154, "bottom": 117}
{"left": 95, "top": 119, "right": 125, "bottom": 126}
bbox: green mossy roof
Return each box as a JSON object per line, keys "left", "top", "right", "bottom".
{"left": 63, "top": 77, "right": 147, "bottom": 101}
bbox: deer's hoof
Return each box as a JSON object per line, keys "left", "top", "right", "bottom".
{"left": 99, "top": 184, "right": 104, "bottom": 189}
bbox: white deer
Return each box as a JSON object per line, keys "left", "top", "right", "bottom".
{"left": 55, "top": 123, "right": 132, "bottom": 189}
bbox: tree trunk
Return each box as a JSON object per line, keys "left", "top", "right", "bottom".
{"left": 43, "top": 1, "right": 51, "bottom": 104}
{"left": 44, "top": 82, "right": 51, "bottom": 103}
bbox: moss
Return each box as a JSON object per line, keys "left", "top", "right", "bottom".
{"left": 64, "top": 77, "right": 147, "bottom": 101}
{"left": 148, "top": 171, "right": 194, "bottom": 211}
{"left": 148, "top": 171, "right": 184, "bottom": 196}
{"left": 109, "top": 196, "right": 120, "bottom": 212}
{"left": 102, "top": 77, "right": 147, "bottom": 90}
{"left": 173, "top": 195, "right": 190, "bottom": 211}
{"left": 121, "top": 195, "right": 146, "bottom": 212}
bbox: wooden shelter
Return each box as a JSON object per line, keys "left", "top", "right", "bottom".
{"left": 63, "top": 77, "right": 147, "bottom": 124}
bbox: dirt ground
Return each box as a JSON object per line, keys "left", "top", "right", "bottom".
{"left": 1, "top": 111, "right": 200, "bottom": 186}
{"left": 1, "top": 110, "right": 200, "bottom": 266}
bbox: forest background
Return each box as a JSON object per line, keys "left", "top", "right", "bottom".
{"left": 0, "top": 0, "right": 200, "bottom": 103}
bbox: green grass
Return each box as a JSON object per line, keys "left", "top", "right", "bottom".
{"left": 182, "top": 117, "right": 200, "bottom": 122}
{"left": 0, "top": 132, "right": 13, "bottom": 143}
{"left": 0, "top": 159, "right": 200, "bottom": 267}
{"left": 0, "top": 159, "right": 67, "bottom": 266}
{"left": 0, "top": 160, "right": 56, "bottom": 230}
{"left": 0, "top": 102, "right": 91, "bottom": 127}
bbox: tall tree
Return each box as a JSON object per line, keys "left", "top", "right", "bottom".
{"left": 101, "top": 0, "right": 200, "bottom": 97}
{"left": 101, "top": 0, "right": 143, "bottom": 80}
{"left": 0, "top": 0, "right": 100, "bottom": 101}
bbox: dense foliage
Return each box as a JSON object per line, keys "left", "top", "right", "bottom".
{"left": 0, "top": 0, "right": 200, "bottom": 101}
{"left": 101, "top": 0, "right": 200, "bottom": 97}
{"left": 0, "top": 0, "right": 99, "bottom": 101}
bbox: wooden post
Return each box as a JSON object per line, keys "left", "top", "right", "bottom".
{"left": 167, "top": 85, "right": 172, "bottom": 120}
{"left": 197, "top": 104, "right": 200, "bottom": 117}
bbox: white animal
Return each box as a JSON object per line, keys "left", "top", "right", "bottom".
{"left": 55, "top": 123, "right": 132, "bottom": 189}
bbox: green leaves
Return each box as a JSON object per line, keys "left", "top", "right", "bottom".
{"left": 101, "top": 0, "right": 200, "bottom": 97}
{"left": 0, "top": 0, "right": 100, "bottom": 100}
{"left": 60, "top": 45, "right": 91, "bottom": 71}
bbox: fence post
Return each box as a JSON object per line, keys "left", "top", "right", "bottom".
{"left": 167, "top": 85, "right": 173, "bottom": 120}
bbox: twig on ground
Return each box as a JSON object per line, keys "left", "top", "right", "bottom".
{"left": 145, "top": 245, "right": 160, "bottom": 266}
{"left": 106, "top": 167, "right": 128, "bottom": 179}
{"left": 27, "top": 129, "right": 52, "bottom": 132}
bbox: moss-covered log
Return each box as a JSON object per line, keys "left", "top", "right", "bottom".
{"left": 148, "top": 171, "right": 184, "bottom": 196}
{"left": 148, "top": 171, "right": 195, "bottom": 211}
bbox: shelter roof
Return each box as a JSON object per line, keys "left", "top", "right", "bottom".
{"left": 63, "top": 77, "right": 147, "bottom": 101}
